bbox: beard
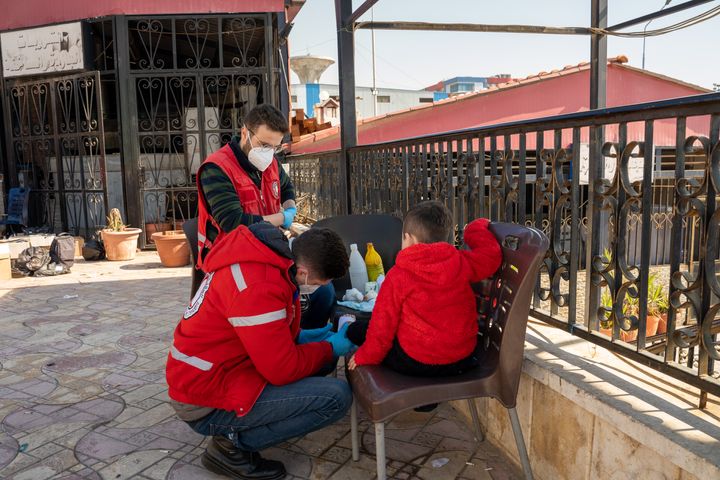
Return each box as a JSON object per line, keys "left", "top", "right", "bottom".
{"left": 240, "top": 135, "right": 252, "bottom": 157}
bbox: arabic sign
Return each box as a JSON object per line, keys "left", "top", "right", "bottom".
{"left": 1, "top": 22, "right": 85, "bottom": 78}
{"left": 578, "top": 143, "right": 651, "bottom": 185}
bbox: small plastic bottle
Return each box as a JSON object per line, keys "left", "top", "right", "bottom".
{"left": 365, "top": 242, "right": 385, "bottom": 282}
{"left": 349, "top": 244, "right": 369, "bottom": 292}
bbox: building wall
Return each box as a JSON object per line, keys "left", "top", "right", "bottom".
{"left": 292, "top": 64, "right": 709, "bottom": 154}
{"left": 290, "top": 83, "right": 436, "bottom": 120}
{"left": 452, "top": 322, "right": 720, "bottom": 480}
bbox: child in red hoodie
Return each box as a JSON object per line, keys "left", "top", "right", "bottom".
{"left": 348, "top": 201, "right": 502, "bottom": 377}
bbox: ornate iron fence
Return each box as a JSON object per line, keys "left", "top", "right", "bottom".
{"left": 4, "top": 72, "right": 108, "bottom": 237}
{"left": 287, "top": 92, "right": 720, "bottom": 400}
{"left": 283, "top": 149, "right": 344, "bottom": 221}
{"left": 123, "top": 14, "right": 278, "bottom": 247}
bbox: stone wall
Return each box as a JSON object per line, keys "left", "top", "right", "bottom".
{"left": 452, "top": 320, "right": 720, "bottom": 480}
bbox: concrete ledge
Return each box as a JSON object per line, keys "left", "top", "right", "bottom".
{"left": 453, "top": 318, "right": 720, "bottom": 480}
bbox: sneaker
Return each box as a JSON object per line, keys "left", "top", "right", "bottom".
{"left": 201, "top": 436, "right": 286, "bottom": 480}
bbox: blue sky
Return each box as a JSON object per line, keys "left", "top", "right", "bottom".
{"left": 288, "top": 0, "right": 719, "bottom": 90}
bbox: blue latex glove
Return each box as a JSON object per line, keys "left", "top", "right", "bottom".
{"left": 282, "top": 207, "right": 297, "bottom": 229}
{"left": 325, "top": 324, "right": 353, "bottom": 357}
{"left": 297, "top": 323, "right": 333, "bottom": 344}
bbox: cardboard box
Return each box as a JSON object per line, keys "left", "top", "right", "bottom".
{"left": 0, "top": 243, "right": 11, "bottom": 281}
{"left": 0, "top": 239, "right": 29, "bottom": 259}
{"left": 74, "top": 236, "right": 85, "bottom": 257}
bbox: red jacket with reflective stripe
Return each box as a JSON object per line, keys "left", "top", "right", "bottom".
{"left": 196, "top": 144, "right": 281, "bottom": 269}
{"left": 166, "top": 225, "right": 333, "bottom": 416}
{"left": 354, "top": 218, "right": 502, "bottom": 366}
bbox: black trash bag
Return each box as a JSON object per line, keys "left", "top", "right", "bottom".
{"left": 16, "top": 247, "right": 50, "bottom": 276}
{"left": 83, "top": 238, "right": 105, "bottom": 261}
{"left": 33, "top": 261, "right": 71, "bottom": 276}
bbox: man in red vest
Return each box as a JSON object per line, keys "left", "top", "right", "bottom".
{"left": 197, "top": 104, "right": 295, "bottom": 269}
{"left": 196, "top": 104, "right": 336, "bottom": 330}
{"left": 167, "top": 223, "right": 354, "bottom": 479}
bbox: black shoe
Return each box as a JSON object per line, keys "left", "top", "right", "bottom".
{"left": 201, "top": 436, "right": 286, "bottom": 480}
{"left": 414, "top": 403, "right": 438, "bottom": 413}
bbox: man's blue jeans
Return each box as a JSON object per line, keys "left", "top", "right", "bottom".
{"left": 187, "top": 377, "right": 352, "bottom": 452}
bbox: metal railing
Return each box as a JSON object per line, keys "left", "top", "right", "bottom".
{"left": 287, "top": 92, "right": 720, "bottom": 401}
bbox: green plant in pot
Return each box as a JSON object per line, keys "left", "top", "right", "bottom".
{"left": 101, "top": 208, "right": 142, "bottom": 261}
{"left": 646, "top": 273, "right": 669, "bottom": 335}
{"left": 598, "top": 248, "right": 628, "bottom": 336}
{"left": 599, "top": 287, "right": 638, "bottom": 342}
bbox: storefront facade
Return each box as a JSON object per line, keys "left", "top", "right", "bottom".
{"left": 0, "top": 1, "right": 293, "bottom": 246}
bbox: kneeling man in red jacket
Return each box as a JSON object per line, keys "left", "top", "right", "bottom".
{"left": 166, "top": 222, "right": 353, "bottom": 480}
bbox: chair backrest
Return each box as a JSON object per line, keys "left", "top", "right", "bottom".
{"left": 182, "top": 217, "right": 204, "bottom": 297}
{"left": 473, "top": 222, "right": 549, "bottom": 408}
{"left": 313, "top": 214, "right": 403, "bottom": 293}
{"left": 5, "top": 187, "right": 30, "bottom": 225}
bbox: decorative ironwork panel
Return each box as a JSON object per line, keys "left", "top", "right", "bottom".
{"left": 287, "top": 150, "right": 343, "bottom": 221}
{"left": 5, "top": 72, "right": 108, "bottom": 237}
{"left": 126, "top": 15, "right": 276, "bottom": 248}
{"left": 128, "top": 16, "right": 268, "bottom": 72}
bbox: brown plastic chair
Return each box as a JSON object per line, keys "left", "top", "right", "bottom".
{"left": 181, "top": 217, "right": 204, "bottom": 298}
{"left": 348, "top": 222, "right": 549, "bottom": 480}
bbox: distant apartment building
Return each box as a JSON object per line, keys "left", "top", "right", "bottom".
{"left": 290, "top": 83, "right": 443, "bottom": 123}
{"left": 424, "top": 75, "right": 514, "bottom": 96}
{"left": 290, "top": 74, "right": 516, "bottom": 123}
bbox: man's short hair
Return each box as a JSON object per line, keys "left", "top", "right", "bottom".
{"left": 403, "top": 201, "right": 453, "bottom": 244}
{"left": 244, "top": 104, "right": 289, "bottom": 134}
{"left": 293, "top": 228, "right": 349, "bottom": 280}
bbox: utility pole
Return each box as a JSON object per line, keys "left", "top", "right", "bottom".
{"left": 371, "top": 8, "right": 378, "bottom": 116}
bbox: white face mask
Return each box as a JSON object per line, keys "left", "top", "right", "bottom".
{"left": 248, "top": 147, "right": 274, "bottom": 172}
{"left": 299, "top": 283, "right": 321, "bottom": 296}
{"left": 298, "top": 272, "right": 321, "bottom": 295}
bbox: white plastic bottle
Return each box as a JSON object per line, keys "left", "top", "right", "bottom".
{"left": 348, "top": 243, "right": 369, "bottom": 292}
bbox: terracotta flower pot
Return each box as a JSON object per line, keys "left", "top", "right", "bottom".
{"left": 145, "top": 222, "right": 172, "bottom": 244}
{"left": 645, "top": 314, "right": 660, "bottom": 337}
{"left": 621, "top": 329, "right": 638, "bottom": 342}
{"left": 152, "top": 230, "right": 191, "bottom": 267}
{"left": 101, "top": 228, "right": 142, "bottom": 261}
{"left": 599, "top": 326, "right": 637, "bottom": 342}
{"left": 657, "top": 313, "right": 668, "bottom": 334}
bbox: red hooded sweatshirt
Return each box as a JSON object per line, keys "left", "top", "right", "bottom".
{"left": 353, "top": 218, "right": 502, "bottom": 366}
{"left": 165, "top": 224, "right": 333, "bottom": 417}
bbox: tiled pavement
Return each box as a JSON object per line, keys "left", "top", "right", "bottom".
{"left": 0, "top": 253, "right": 521, "bottom": 479}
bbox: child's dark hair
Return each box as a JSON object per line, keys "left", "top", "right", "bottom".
{"left": 244, "top": 104, "right": 289, "bottom": 134}
{"left": 403, "top": 201, "right": 453, "bottom": 243}
{"left": 293, "top": 228, "right": 349, "bottom": 279}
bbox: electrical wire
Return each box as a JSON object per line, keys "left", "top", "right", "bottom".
{"left": 594, "top": 3, "right": 720, "bottom": 37}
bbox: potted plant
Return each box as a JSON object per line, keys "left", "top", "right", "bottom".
{"left": 145, "top": 217, "right": 173, "bottom": 244}
{"left": 152, "top": 229, "right": 191, "bottom": 267}
{"left": 101, "top": 208, "right": 142, "bottom": 261}
{"left": 648, "top": 274, "right": 669, "bottom": 335}
{"left": 599, "top": 289, "right": 638, "bottom": 342}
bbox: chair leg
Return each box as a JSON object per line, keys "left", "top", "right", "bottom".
{"left": 350, "top": 398, "right": 359, "bottom": 461}
{"left": 374, "top": 422, "right": 386, "bottom": 480}
{"left": 508, "top": 407, "right": 534, "bottom": 480}
{"left": 467, "top": 398, "right": 484, "bottom": 443}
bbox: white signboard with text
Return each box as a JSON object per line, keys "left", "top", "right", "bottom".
{"left": 1, "top": 22, "right": 85, "bottom": 78}
{"left": 578, "top": 143, "right": 650, "bottom": 185}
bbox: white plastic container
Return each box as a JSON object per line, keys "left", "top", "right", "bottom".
{"left": 349, "top": 243, "right": 369, "bottom": 292}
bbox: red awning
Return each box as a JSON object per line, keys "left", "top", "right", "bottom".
{"left": 0, "top": 1, "right": 285, "bottom": 31}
